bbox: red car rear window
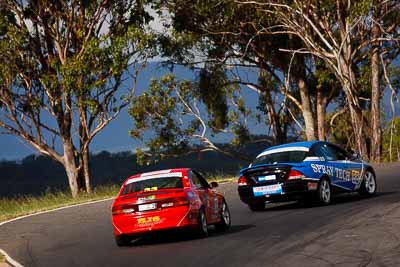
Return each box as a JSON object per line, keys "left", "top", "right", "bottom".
{"left": 121, "top": 176, "right": 183, "bottom": 195}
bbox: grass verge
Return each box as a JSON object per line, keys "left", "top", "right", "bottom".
{"left": 0, "top": 175, "right": 235, "bottom": 223}
{"left": 207, "top": 174, "right": 236, "bottom": 184}
{"left": 0, "top": 184, "right": 120, "bottom": 223}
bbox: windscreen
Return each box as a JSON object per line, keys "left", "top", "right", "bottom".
{"left": 252, "top": 150, "right": 307, "bottom": 165}
{"left": 122, "top": 176, "right": 183, "bottom": 195}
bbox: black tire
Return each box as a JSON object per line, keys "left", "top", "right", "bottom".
{"left": 317, "top": 177, "right": 332, "bottom": 205}
{"left": 215, "top": 200, "right": 231, "bottom": 231}
{"left": 359, "top": 170, "right": 377, "bottom": 197}
{"left": 196, "top": 208, "right": 209, "bottom": 238}
{"left": 248, "top": 201, "right": 265, "bottom": 211}
{"left": 115, "top": 235, "right": 131, "bottom": 247}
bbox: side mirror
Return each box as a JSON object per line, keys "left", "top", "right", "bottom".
{"left": 210, "top": 181, "right": 219, "bottom": 188}
{"left": 351, "top": 153, "right": 361, "bottom": 160}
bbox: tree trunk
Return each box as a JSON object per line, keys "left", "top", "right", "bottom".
{"left": 298, "top": 77, "right": 316, "bottom": 141}
{"left": 263, "top": 91, "right": 284, "bottom": 144}
{"left": 78, "top": 104, "right": 91, "bottom": 193}
{"left": 83, "top": 148, "right": 91, "bottom": 193}
{"left": 342, "top": 77, "right": 368, "bottom": 157}
{"left": 63, "top": 140, "right": 80, "bottom": 198}
{"left": 370, "top": 22, "right": 381, "bottom": 162}
{"left": 316, "top": 86, "right": 327, "bottom": 140}
{"left": 337, "top": 29, "right": 368, "bottom": 157}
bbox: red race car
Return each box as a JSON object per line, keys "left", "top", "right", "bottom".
{"left": 111, "top": 168, "right": 231, "bottom": 246}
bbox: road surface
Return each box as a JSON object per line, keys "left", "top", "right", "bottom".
{"left": 1, "top": 164, "right": 400, "bottom": 267}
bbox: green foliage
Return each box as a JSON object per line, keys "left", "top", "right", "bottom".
{"left": 327, "top": 111, "right": 355, "bottom": 150}
{"left": 382, "top": 118, "right": 400, "bottom": 162}
{"left": 197, "top": 65, "right": 231, "bottom": 130}
{"left": 128, "top": 68, "right": 253, "bottom": 164}
{"left": 0, "top": 1, "right": 156, "bottom": 196}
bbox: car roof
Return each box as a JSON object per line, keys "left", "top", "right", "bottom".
{"left": 261, "top": 141, "right": 321, "bottom": 153}
{"left": 126, "top": 168, "right": 191, "bottom": 180}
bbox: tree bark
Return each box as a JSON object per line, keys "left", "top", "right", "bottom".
{"left": 263, "top": 91, "right": 285, "bottom": 145}
{"left": 83, "top": 148, "right": 91, "bottom": 193}
{"left": 298, "top": 76, "right": 316, "bottom": 141}
{"left": 370, "top": 21, "right": 382, "bottom": 162}
{"left": 342, "top": 77, "right": 368, "bottom": 157}
{"left": 78, "top": 104, "right": 91, "bottom": 193}
{"left": 316, "top": 86, "right": 327, "bottom": 140}
{"left": 337, "top": 19, "right": 368, "bottom": 157}
{"left": 62, "top": 139, "right": 79, "bottom": 198}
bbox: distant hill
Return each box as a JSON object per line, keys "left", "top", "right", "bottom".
{"left": 0, "top": 141, "right": 272, "bottom": 197}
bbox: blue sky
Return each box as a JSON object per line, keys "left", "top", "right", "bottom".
{"left": 1, "top": 60, "right": 399, "bottom": 161}
{"left": 0, "top": 62, "right": 262, "bottom": 161}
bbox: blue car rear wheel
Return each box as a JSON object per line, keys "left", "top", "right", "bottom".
{"left": 317, "top": 177, "right": 332, "bottom": 205}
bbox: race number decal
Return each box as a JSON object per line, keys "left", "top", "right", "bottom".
{"left": 136, "top": 216, "right": 164, "bottom": 227}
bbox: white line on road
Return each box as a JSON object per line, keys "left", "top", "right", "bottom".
{"left": 0, "top": 197, "right": 114, "bottom": 227}
{"left": 0, "top": 249, "right": 23, "bottom": 267}
{"left": 0, "top": 197, "right": 115, "bottom": 267}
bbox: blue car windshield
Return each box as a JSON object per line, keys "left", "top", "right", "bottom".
{"left": 252, "top": 151, "right": 307, "bottom": 165}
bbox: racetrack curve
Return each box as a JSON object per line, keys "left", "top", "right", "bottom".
{"left": 1, "top": 164, "right": 400, "bottom": 267}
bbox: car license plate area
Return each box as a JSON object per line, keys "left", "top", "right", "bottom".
{"left": 253, "top": 184, "right": 282, "bottom": 197}
{"left": 138, "top": 203, "right": 157, "bottom": 212}
{"left": 258, "top": 174, "right": 276, "bottom": 182}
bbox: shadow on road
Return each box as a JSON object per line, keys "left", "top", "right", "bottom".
{"left": 259, "top": 191, "right": 399, "bottom": 212}
{"left": 127, "top": 224, "right": 255, "bottom": 247}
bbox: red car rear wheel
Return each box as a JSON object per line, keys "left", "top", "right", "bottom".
{"left": 215, "top": 200, "right": 231, "bottom": 231}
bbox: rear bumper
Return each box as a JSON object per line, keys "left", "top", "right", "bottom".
{"left": 238, "top": 178, "right": 319, "bottom": 204}
{"left": 112, "top": 206, "right": 199, "bottom": 237}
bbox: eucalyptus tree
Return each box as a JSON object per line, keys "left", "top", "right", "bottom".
{"left": 143, "top": 1, "right": 305, "bottom": 149}
{"left": 236, "top": 0, "right": 400, "bottom": 159}
{"left": 0, "top": 0, "right": 154, "bottom": 197}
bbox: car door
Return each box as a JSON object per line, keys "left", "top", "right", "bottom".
{"left": 317, "top": 143, "right": 351, "bottom": 190}
{"left": 324, "top": 144, "right": 359, "bottom": 190}
{"left": 192, "top": 171, "right": 219, "bottom": 223}
{"left": 334, "top": 146, "right": 363, "bottom": 191}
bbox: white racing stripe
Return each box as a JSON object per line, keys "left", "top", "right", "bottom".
{"left": 303, "top": 156, "right": 324, "bottom": 161}
{"left": 256, "top": 146, "right": 309, "bottom": 158}
{"left": 126, "top": 172, "right": 183, "bottom": 185}
{"left": 140, "top": 169, "right": 172, "bottom": 177}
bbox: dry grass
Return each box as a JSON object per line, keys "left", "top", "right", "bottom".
{"left": 0, "top": 184, "right": 120, "bottom": 222}
{"left": 0, "top": 175, "right": 235, "bottom": 223}
{"left": 0, "top": 254, "right": 6, "bottom": 265}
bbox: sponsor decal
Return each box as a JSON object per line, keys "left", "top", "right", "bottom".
{"left": 253, "top": 184, "right": 282, "bottom": 196}
{"left": 144, "top": 187, "right": 158, "bottom": 192}
{"left": 310, "top": 164, "right": 362, "bottom": 184}
{"left": 138, "top": 195, "right": 156, "bottom": 201}
{"left": 136, "top": 216, "right": 165, "bottom": 227}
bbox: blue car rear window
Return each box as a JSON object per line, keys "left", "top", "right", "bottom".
{"left": 252, "top": 151, "right": 307, "bottom": 165}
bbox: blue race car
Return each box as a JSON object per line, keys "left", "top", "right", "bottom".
{"left": 237, "top": 141, "right": 377, "bottom": 211}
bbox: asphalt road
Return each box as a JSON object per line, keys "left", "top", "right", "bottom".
{"left": 1, "top": 165, "right": 400, "bottom": 267}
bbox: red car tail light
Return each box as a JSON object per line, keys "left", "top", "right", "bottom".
{"left": 182, "top": 176, "right": 191, "bottom": 188}
{"left": 160, "top": 197, "right": 190, "bottom": 208}
{"left": 112, "top": 205, "right": 123, "bottom": 215}
{"left": 112, "top": 204, "right": 135, "bottom": 215}
{"left": 287, "top": 169, "right": 305, "bottom": 180}
{"left": 174, "top": 197, "right": 190, "bottom": 207}
{"left": 238, "top": 176, "right": 248, "bottom": 186}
